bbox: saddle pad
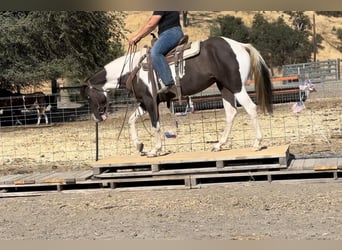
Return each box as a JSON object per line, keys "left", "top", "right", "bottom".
{"left": 183, "top": 40, "right": 200, "bottom": 59}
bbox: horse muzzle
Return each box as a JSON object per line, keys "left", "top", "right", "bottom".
{"left": 92, "top": 113, "right": 108, "bottom": 122}
{"left": 101, "top": 113, "right": 108, "bottom": 121}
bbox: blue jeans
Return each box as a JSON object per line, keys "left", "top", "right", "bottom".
{"left": 151, "top": 26, "right": 184, "bottom": 86}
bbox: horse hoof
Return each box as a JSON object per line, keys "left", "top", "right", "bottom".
{"left": 146, "top": 152, "right": 157, "bottom": 158}
{"left": 136, "top": 143, "right": 144, "bottom": 152}
{"left": 211, "top": 147, "right": 221, "bottom": 152}
{"left": 253, "top": 145, "right": 267, "bottom": 151}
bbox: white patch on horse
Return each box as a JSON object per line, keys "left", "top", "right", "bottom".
{"left": 221, "top": 37, "right": 251, "bottom": 85}
{"left": 103, "top": 53, "right": 140, "bottom": 90}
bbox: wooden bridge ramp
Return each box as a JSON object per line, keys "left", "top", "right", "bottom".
{"left": 1, "top": 145, "right": 342, "bottom": 194}
{"left": 92, "top": 145, "right": 290, "bottom": 189}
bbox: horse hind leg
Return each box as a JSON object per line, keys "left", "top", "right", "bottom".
{"left": 40, "top": 112, "right": 49, "bottom": 125}
{"left": 235, "top": 89, "right": 263, "bottom": 151}
{"left": 44, "top": 113, "right": 49, "bottom": 124}
{"left": 212, "top": 89, "right": 237, "bottom": 152}
{"left": 36, "top": 111, "right": 41, "bottom": 125}
{"left": 41, "top": 108, "right": 49, "bottom": 124}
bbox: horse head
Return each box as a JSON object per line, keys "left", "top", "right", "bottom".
{"left": 81, "top": 81, "right": 109, "bottom": 122}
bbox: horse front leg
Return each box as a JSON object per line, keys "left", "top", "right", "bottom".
{"left": 212, "top": 99, "right": 237, "bottom": 152}
{"left": 128, "top": 106, "right": 146, "bottom": 153}
{"left": 146, "top": 121, "right": 163, "bottom": 157}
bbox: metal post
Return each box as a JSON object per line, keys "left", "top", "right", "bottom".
{"left": 337, "top": 58, "right": 341, "bottom": 80}
{"left": 95, "top": 122, "right": 99, "bottom": 161}
{"left": 313, "top": 13, "right": 316, "bottom": 62}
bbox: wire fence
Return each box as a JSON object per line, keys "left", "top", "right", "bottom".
{"left": 0, "top": 80, "right": 341, "bottom": 173}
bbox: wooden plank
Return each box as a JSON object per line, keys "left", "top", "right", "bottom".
{"left": 314, "top": 158, "right": 338, "bottom": 170}
{"left": 93, "top": 145, "right": 289, "bottom": 169}
{"left": 103, "top": 175, "right": 191, "bottom": 190}
{"left": 0, "top": 175, "right": 24, "bottom": 185}
{"left": 0, "top": 192, "right": 42, "bottom": 198}
{"left": 3, "top": 174, "right": 32, "bottom": 184}
{"left": 34, "top": 172, "right": 75, "bottom": 184}
{"left": 302, "top": 158, "right": 316, "bottom": 170}
{"left": 190, "top": 168, "right": 339, "bottom": 187}
{"left": 37, "top": 172, "right": 76, "bottom": 184}
{"left": 289, "top": 159, "right": 304, "bottom": 170}
{"left": 14, "top": 179, "right": 36, "bottom": 185}
{"left": 338, "top": 158, "right": 342, "bottom": 169}
{"left": 12, "top": 173, "right": 51, "bottom": 185}
{"left": 314, "top": 165, "right": 338, "bottom": 171}
{"left": 42, "top": 178, "right": 65, "bottom": 184}
{"left": 95, "top": 171, "right": 153, "bottom": 178}
{"left": 72, "top": 170, "right": 94, "bottom": 181}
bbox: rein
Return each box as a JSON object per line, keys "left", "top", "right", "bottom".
{"left": 116, "top": 45, "right": 155, "bottom": 140}
{"left": 116, "top": 44, "right": 139, "bottom": 140}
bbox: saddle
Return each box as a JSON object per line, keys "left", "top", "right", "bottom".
{"left": 145, "top": 34, "right": 200, "bottom": 103}
{"left": 125, "top": 34, "right": 200, "bottom": 104}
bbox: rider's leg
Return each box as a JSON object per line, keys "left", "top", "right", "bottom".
{"left": 151, "top": 26, "right": 183, "bottom": 93}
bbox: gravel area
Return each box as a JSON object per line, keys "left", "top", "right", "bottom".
{"left": 1, "top": 181, "right": 342, "bottom": 240}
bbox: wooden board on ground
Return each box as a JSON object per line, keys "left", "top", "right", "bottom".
{"left": 0, "top": 170, "right": 93, "bottom": 186}
{"left": 93, "top": 145, "right": 290, "bottom": 177}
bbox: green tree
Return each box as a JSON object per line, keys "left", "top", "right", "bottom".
{"left": 209, "top": 13, "right": 315, "bottom": 74}
{"left": 284, "top": 11, "right": 312, "bottom": 33}
{"left": 284, "top": 11, "right": 323, "bottom": 61}
{"left": 209, "top": 15, "right": 249, "bottom": 42}
{"left": 0, "top": 11, "right": 126, "bottom": 91}
{"left": 250, "top": 14, "right": 313, "bottom": 72}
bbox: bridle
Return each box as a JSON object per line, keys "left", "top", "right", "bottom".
{"left": 83, "top": 80, "right": 109, "bottom": 118}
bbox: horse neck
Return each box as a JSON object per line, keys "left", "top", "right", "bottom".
{"left": 103, "top": 52, "right": 142, "bottom": 91}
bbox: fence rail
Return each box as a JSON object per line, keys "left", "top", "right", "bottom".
{"left": 283, "top": 59, "right": 340, "bottom": 83}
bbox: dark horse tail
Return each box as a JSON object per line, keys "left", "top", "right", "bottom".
{"left": 244, "top": 43, "right": 273, "bottom": 114}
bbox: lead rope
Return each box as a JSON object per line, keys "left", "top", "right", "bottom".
{"left": 116, "top": 44, "right": 155, "bottom": 142}
{"left": 116, "top": 44, "right": 137, "bottom": 140}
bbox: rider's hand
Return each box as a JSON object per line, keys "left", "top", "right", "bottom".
{"left": 129, "top": 35, "right": 141, "bottom": 46}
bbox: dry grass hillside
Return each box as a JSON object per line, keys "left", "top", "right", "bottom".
{"left": 123, "top": 11, "right": 342, "bottom": 62}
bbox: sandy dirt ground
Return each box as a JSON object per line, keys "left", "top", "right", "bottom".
{"left": 0, "top": 181, "right": 342, "bottom": 240}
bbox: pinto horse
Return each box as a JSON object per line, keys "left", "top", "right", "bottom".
{"left": 0, "top": 90, "right": 49, "bottom": 125}
{"left": 81, "top": 36, "right": 273, "bottom": 157}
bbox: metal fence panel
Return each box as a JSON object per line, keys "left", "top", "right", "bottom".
{"left": 283, "top": 59, "right": 340, "bottom": 83}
